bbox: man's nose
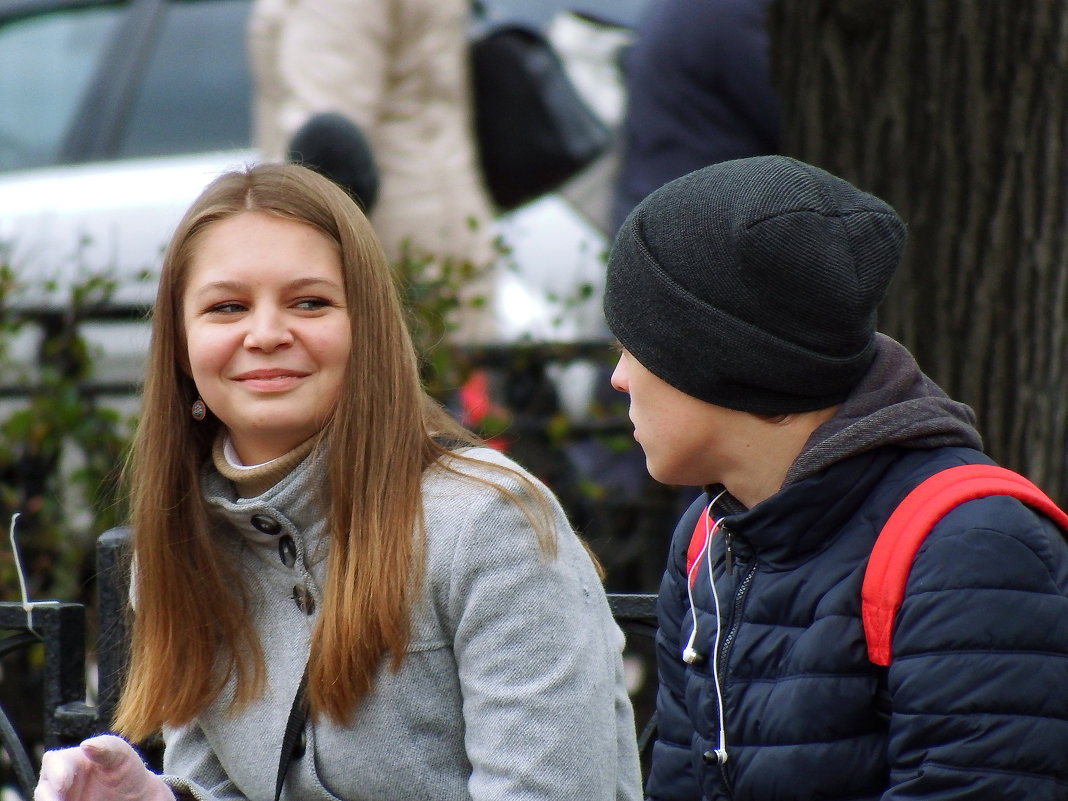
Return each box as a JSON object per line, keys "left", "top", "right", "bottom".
{"left": 610, "top": 356, "right": 628, "bottom": 393}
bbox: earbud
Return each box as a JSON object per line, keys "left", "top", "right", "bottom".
{"left": 682, "top": 646, "right": 704, "bottom": 665}
{"left": 702, "top": 747, "right": 729, "bottom": 766}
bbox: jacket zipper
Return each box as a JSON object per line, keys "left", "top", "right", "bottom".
{"left": 716, "top": 526, "right": 757, "bottom": 797}
{"left": 720, "top": 562, "right": 756, "bottom": 667}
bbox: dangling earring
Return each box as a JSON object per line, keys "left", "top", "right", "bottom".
{"left": 191, "top": 397, "right": 207, "bottom": 421}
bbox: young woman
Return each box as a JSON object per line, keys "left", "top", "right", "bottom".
{"left": 35, "top": 163, "right": 642, "bottom": 801}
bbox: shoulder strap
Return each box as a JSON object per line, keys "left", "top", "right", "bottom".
{"left": 685, "top": 505, "right": 714, "bottom": 589}
{"left": 861, "top": 464, "right": 1068, "bottom": 666}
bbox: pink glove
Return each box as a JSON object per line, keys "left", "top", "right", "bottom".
{"left": 34, "top": 735, "right": 176, "bottom": 801}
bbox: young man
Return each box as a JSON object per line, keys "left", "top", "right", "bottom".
{"left": 604, "top": 155, "right": 1068, "bottom": 800}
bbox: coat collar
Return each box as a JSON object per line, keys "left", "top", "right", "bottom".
{"left": 717, "top": 447, "right": 901, "bottom": 567}
{"left": 200, "top": 441, "right": 329, "bottom": 554}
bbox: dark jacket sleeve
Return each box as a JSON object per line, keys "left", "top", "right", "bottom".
{"left": 645, "top": 496, "right": 706, "bottom": 801}
{"left": 883, "top": 495, "right": 1068, "bottom": 799}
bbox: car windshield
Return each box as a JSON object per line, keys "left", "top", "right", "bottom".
{"left": 0, "top": 0, "right": 252, "bottom": 172}
{"left": 117, "top": 0, "right": 251, "bottom": 159}
{"left": 0, "top": 4, "right": 121, "bottom": 170}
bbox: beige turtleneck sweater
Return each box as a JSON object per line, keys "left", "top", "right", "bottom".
{"left": 211, "top": 434, "right": 319, "bottom": 498}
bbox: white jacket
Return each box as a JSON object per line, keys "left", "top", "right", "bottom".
{"left": 248, "top": 0, "right": 496, "bottom": 269}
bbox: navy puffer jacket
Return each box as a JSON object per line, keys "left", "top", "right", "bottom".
{"left": 646, "top": 340, "right": 1068, "bottom": 800}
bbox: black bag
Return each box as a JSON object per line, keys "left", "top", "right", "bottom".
{"left": 471, "top": 24, "right": 611, "bottom": 212}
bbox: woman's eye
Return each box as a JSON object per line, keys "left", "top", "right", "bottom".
{"left": 209, "top": 302, "right": 246, "bottom": 314}
{"left": 295, "top": 298, "right": 330, "bottom": 311}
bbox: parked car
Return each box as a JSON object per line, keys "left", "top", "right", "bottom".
{"left": 0, "top": 0, "right": 641, "bottom": 388}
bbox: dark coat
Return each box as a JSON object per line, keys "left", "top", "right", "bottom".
{"left": 646, "top": 343, "right": 1068, "bottom": 800}
{"left": 612, "top": 0, "right": 781, "bottom": 232}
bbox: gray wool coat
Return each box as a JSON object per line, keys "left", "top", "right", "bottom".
{"left": 162, "top": 446, "right": 642, "bottom": 801}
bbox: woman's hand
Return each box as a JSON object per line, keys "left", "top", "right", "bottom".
{"left": 34, "top": 735, "right": 175, "bottom": 801}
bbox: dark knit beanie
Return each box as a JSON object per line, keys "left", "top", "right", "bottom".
{"left": 603, "top": 155, "right": 906, "bottom": 414}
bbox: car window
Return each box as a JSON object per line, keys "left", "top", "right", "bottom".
{"left": 0, "top": 4, "right": 122, "bottom": 170}
{"left": 116, "top": 0, "right": 252, "bottom": 158}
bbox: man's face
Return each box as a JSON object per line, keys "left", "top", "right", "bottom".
{"left": 610, "top": 348, "right": 752, "bottom": 487}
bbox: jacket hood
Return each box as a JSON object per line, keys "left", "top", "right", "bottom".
{"left": 785, "top": 334, "right": 983, "bottom": 486}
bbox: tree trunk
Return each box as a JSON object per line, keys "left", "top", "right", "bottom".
{"left": 768, "top": 0, "right": 1068, "bottom": 501}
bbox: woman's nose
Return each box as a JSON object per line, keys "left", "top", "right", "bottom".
{"left": 243, "top": 307, "right": 294, "bottom": 352}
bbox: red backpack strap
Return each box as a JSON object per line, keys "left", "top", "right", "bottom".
{"left": 686, "top": 506, "right": 714, "bottom": 589}
{"left": 862, "top": 464, "right": 1068, "bottom": 666}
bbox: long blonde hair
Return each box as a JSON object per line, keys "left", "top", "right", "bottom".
{"left": 114, "top": 163, "right": 542, "bottom": 740}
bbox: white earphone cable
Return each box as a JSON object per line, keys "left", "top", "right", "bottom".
{"left": 679, "top": 489, "right": 731, "bottom": 764}
{"left": 682, "top": 489, "right": 727, "bottom": 663}
{"left": 706, "top": 511, "right": 729, "bottom": 764}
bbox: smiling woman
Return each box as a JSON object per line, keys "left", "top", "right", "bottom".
{"left": 32, "top": 162, "right": 642, "bottom": 801}
{"left": 181, "top": 212, "right": 352, "bottom": 465}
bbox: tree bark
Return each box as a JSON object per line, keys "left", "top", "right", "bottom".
{"left": 768, "top": 0, "right": 1068, "bottom": 500}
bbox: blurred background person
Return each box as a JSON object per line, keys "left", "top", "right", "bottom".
{"left": 248, "top": 0, "right": 497, "bottom": 340}
{"left": 611, "top": 0, "right": 781, "bottom": 232}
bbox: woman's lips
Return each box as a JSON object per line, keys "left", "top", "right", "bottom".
{"left": 232, "top": 368, "right": 309, "bottom": 391}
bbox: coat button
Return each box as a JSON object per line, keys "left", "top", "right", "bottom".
{"left": 292, "top": 585, "right": 315, "bottom": 615}
{"left": 251, "top": 514, "right": 281, "bottom": 535}
{"left": 278, "top": 536, "right": 297, "bottom": 568}
{"left": 293, "top": 728, "right": 307, "bottom": 759}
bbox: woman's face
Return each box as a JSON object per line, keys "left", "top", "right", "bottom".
{"left": 182, "top": 211, "right": 352, "bottom": 464}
